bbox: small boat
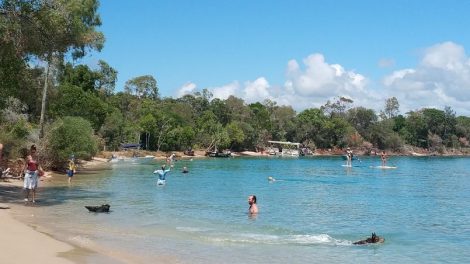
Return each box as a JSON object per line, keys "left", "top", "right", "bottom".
{"left": 85, "top": 204, "right": 110, "bottom": 212}
{"left": 207, "top": 151, "right": 231, "bottom": 158}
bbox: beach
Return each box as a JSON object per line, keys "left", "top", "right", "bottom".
{"left": 0, "top": 202, "right": 74, "bottom": 264}
{"left": 0, "top": 160, "right": 177, "bottom": 264}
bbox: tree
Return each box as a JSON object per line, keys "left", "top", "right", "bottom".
{"left": 402, "top": 110, "right": 428, "bottom": 147}
{"left": 347, "top": 107, "right": 377, "bottom": 139}
{"left": 96, "top": 60, "right": 117, "bottom": 96}
{"left": 98, "top": 109, "right": 125, "bottom": 151}
{"left": 295, "top": 108, "right": 328, "bottom": 147}
{"left": 226, "top": 122, "right": 245, "bottom": 150}
{"left": 1, "top": 0, "right": 105, "bottom": 137}
{"left": 50, "top": 84, "right": 109, "bottom": 130}
{"left": 139, "top": 113, "right": 157, "bottom": 150}
{"left": 42, "top": 116, "right": 98, "bottom": 169}
{"left": 380, "top": 97, "right": 400, "bottom": 119}
{"left": 210, "top": 98, "right": 231, "bottom": 125}
{"left": 321, "top": 96, "right": 353, "bottom": 118}
{"left": 443, "top": 106, "right": 457, "bottom": 143}
{"left": 124, "top": 75, "right": 159, "bottom": 100}
{"left": 270, "top": 104, "right": 296, "bottom": 141}
{"left": 61, "top": 63, "right": 99, "bottom": 92}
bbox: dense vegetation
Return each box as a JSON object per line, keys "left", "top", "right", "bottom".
{"left": 2, "top": 0, "right": 470, "bottom": 168}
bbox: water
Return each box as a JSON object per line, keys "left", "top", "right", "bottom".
{"left": 16, "top": 156, "right": 470, "bottom": 263}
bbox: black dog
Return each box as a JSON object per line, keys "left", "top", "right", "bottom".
{"left": 353, "top": 232, "right": 384, "bottom": 245}
{"left": 85, "top": 204, "right": 110, "bottom": 213}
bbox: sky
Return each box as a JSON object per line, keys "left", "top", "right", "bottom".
{"left": 84, "top": 0, "right": 470, "bottom": 115}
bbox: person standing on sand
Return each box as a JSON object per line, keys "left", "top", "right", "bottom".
{"left": 67, "top": 155, "right": 77, "bottom": 184}
{"left": 248, "top": 195, "right": 258, "bottom": 214}
{"left": 23, "top": 145, "right": 42, "bottom": 203}
{"left": 381, "top": 150, "right": 387, "bottom": 166}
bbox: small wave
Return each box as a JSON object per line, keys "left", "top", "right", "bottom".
{"left": 176, "top": 226, "right": 214, "bottom": 233}
{"left": 207, "top": 232, "right": 352, "bottom": 246}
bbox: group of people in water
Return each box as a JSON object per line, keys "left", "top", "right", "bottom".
{"left": 153, "top": 154, "right": 260, "bottom": 216}
{"left": 345, "top": 147, "right": 388, "bottom": 167}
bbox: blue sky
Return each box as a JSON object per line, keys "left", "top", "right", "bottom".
{"left": 85, "top": 0, "right": 470, "bottom": 114}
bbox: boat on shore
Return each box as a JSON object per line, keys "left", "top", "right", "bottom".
{"left": 206, "top": 151, "right": 231, "bottom": 158}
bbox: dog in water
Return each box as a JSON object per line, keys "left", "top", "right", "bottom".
{"left": 353, "top": 233, "right": 385, "bottom": 245}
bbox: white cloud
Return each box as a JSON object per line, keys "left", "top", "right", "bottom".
{"left": 182, "top": 43, "right": 470, "bottom": 115}
{"left": 211, "top": 81, "right": 240, "bottom": 100}
{"left": 384, "top": 41, "right": 470, "bottom": 114}
{"left": 285, "top": 53, "right": 369, "bottom": 100}
{"left": 176, "top": 82, "right": 197, "bottom": 97}
{"left": 192, "top": 53, "right": 379, "bottom": 111}
{"left": 242, "top": 77, "right": 272, "bottom": 103}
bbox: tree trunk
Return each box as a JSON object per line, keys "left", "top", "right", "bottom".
{"left": 39, "top": 57, "right": 50, "bottom": 138}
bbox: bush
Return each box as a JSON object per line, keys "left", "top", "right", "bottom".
{"left": 41, "top": 116, "right": 99, "bottom": 169}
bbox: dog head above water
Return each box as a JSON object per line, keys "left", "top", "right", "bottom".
{"left": 353, "top": 232, "right": 384, "bottom": 245}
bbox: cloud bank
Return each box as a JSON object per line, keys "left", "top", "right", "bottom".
{"left": 384, "top": 41, "right": 470, "bottom": 114}
{"left": 175, "top": 41, "right": 470, "bottom": 115}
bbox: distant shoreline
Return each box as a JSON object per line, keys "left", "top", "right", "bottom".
{"left": 94, "top": 147, "right": 470, "bottom": 162}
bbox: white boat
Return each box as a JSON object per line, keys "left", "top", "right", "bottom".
{"left": 267, "top": 141, "right": 302, "bottom": 156}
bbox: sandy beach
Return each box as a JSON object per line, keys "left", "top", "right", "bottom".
{"left": 0, "top": 204, "right": 74, "bottom": 264}
{"left": 0, "top": 160, "right": 176, "bottom": 264}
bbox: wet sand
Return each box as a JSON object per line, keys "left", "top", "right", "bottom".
{"left": 0, "top": 205, "right": 75, "bottom": 264}
{"left": 0, "top": 161, "right": 178, "bottom": 264}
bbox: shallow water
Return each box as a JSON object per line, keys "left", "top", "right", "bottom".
{"left": 15, "top": 156, "right": 470, "bottom": 263}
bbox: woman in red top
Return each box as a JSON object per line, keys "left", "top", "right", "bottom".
{"left": 23, "top": 145, "right": 41, "bottom": 203}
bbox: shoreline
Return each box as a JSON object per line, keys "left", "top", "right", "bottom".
{"left": 0, "top": 167, "right": 178, "bottom": 264}
{"left": 95, "top": 146, "right": 470, "bottom": 161}
{"left": 0, "top": 204, "right": 75, "bottom": 264}
{"left": 0, "top": 178, "right": 114, "bottom": 264}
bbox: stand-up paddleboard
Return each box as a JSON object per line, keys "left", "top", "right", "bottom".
{"left": 341, "top": 164, "right": 352, "bottom": 168}
{"left": 370, "top": 165, "right": 397, "bottom": 169}
{"left": 157, "top": 179, "right": 166, "bottom": 186}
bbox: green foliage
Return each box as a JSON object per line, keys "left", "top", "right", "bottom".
{"left": 42, "top": 116, "right": 98, "bottom": 168}
{"left": 226, "top": 122, "right": 245, "bottom": 149}
{"left": 3, "top": 1, "right": 470, "bottom": 157}
{"left": 380, "top": 97, "right": 400, "bottom": 119}
{"left": 369, "top": 120, "right": 404, "bottom": 150}
{"left": 50, "top": 84, "right": 109, "bottom": 130}
{"left": 321, "top": 96, "right": 353, "bottom": 118}
{"left": 347, "top": 107, "right": 377, "bottom": 138}
{"left": 96, "top": 60, "right": 117, "bottom": 96}
{"left": 124, "top": 75, "right": 159, "bottom": 100}
{"left": 98, "top": 109, "right": 125, "bottom": 150}
{"left": 456, "top": 116, "right": 470, "bottom": 139}
{"left": 61, "top": 63, "right": 98, "bottom": 92}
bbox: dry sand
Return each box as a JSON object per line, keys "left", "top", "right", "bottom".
{"left": 0, "top": 206, "right": 75, "bottom": 264}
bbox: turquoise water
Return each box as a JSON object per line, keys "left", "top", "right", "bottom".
{"left": 22, "top": 156, "right": 470, "bottom": 263}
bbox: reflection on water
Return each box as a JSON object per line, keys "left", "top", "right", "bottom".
{"left": 11, "top": 156, "right": 470, "bottom": 264}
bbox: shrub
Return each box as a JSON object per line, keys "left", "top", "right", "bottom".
{"left": 41, "top": 116, "right": 98, "bottom": 169}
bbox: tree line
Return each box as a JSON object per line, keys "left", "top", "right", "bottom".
{"left": 2, "top": 0, "right": 470, "bottom": 168}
